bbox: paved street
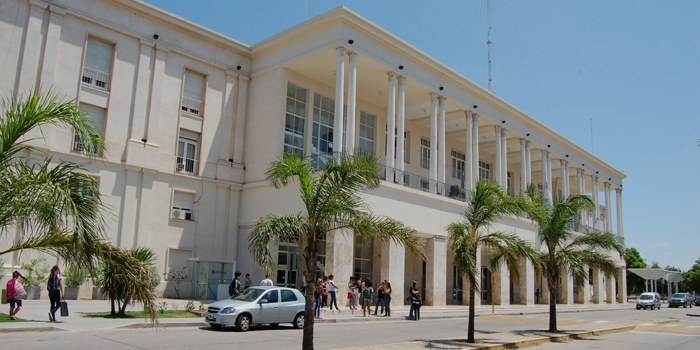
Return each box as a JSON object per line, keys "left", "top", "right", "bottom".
{"left": 2, "top": 300, "right": 699, "bottom": 349}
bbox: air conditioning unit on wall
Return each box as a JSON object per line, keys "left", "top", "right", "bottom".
{"left": 172, "top": 209, "right": 186, "bottom": 220}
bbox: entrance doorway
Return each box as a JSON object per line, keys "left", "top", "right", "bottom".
{"left": 452, "top": 265, "right": 464, "bottom": 304}
{"left": 481, "top": 266, "right": 492, "bottom": 303}
{"left": 276, "top": 242, "right": 298, "bottom": 288}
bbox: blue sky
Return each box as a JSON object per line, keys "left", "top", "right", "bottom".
{"left": 144, "top": 0, "right": 700, "bottom": 270}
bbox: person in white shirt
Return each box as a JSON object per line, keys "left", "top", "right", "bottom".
{"left": 328, "top": 274, "right": 340, "bottom": 312}
{"left": 260, "top": 274, "right": 274, "bottom": 286}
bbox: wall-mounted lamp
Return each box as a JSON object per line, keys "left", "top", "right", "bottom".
{"left": 141, "top": 138, "right": 147, "bottom": 143}
{"left": 547, "top": 145, "right": 551, "bottom": 148}
{"left": 565, "top": 154, "right": 569, "bottom": 158}
{"left": 348, "top": 39, "right": 354, "bottom": 44}
{"left": 439, "top": 86, "right": 444, "bottom": 91}
{"left": 153, "top": 34, "right": 159, "bottom": 40}
{"left": 595, "top": 171, "right": 599, "bottom": 174}
{"left": 228, "top": 158, "right": 233, "bottom": 163}
{"left": 398, "top": 65, "right": 404, "bottom": 70}
{"left": 473, "top": 105, "right": 478, "bottom": 109}
{"left": 582, "top": 163, "right": 585, "bottom": 167}
{"left": 501, "top": 120, "right": 505, "bottom": 124}
{"left": 526, "top": 133, "right": 530, "bottom": 137}
{"left": 236, "top": 65, "right": 242, "bottom": 71}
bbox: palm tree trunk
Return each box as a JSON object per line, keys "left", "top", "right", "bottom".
{"left": 303, "top": 277, "right": 315, "bottom": 350}
{"left": 468, "top": 285, "right": 476, "bottom": 343}
{"left": 548, "top": 276, "right": 558, "bottom": 333}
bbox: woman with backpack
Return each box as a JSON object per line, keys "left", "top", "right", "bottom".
{"left": 314, "top": 277, "right": 324, "bottom": 320}
{"left": 47, "top": 265, "right": 64, "bottom": 322}
{"left": 362, "top": 278, "right": 373, "bottom": 317}
{"left": 6, "top": 271, "right": 28, "bottom": 320}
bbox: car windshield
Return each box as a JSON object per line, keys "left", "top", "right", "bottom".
{"left": 233, "top": 288, "right": 266, "bottom": 302}
{"left": 672, "top": 293, "right": 685, "bottom": 298}
{"left": 639, "top": 294, "right": 653, "bottom": 300}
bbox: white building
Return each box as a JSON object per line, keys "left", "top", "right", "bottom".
{"left": 0, "top": 0, "right": 626, "bottom": 306}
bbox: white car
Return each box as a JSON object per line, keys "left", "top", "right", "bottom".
{"left": 204, "top": 286, "right": 305, "bottom": 331}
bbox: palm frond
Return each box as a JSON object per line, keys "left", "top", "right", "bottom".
{"left": 447, "top": 221, "right": 479, "bottom": 290}
{"left": 249, "top": 214, "right": 306, "bottom": 274}
{"left": 483, "top": 231, "right": 540, "bottom": 280}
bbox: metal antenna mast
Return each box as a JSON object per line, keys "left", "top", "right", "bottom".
{"left": 487, "top": 0, "right": 493, "bottom": 91}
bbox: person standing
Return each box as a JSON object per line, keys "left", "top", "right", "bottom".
{"left": 314, "top": 277, "right": 324, "bottom": 319}
{"left": 362, "top": 278, "right": 373, "bottom": 317}
{"left": 373, "top": 280, "right": 385, "bottom": 316}
{"left": 383, "top": 281, "right": 392, "bottom": 317}
{"left": 6, "top": 271, "right": 27, "bottom": 320}
{"left": 412, "top": 291, "right": 422, "bottom": 321}
{"left": 408, "top": 281, "right": 419, "bottom": 320}
{"left": 260, "top": 274, "right": 274, "bottom": 286}
{"left": 535, "top": 288, "right": 540, "bottom": 304}
{"left": 327, "top": 274, "right": 340, "bottom": 313}
{"left": 244, "top": 273, "right": 252, "bottom": 291}
{"left": 229, "top": 271, "right": 242, "bottom": 297}
{"left": 347, "top": 276, "right": 357, "bottom": 311}
{"left": 47, "top": 265, "right": 64, "bottom": 322}
{"left": 321, "top": 276, "right": 329, "bottom": 309}
{"left": 357, "top": 277, "right": 365, "bottom": 307}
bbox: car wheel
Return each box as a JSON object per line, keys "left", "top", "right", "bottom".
{"left": 236, "top": 314, "right": 252, "bottom": 332}
{"left": 270, "top": 323, "right": 280, "bottom": 328}
{"left": 293, "top": 313, "right": 305, "bottom": 329}
{"left": 636, "top": 306, "right": 640, "bottom": 310}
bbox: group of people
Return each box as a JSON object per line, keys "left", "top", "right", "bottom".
{"left": 5, "top": 265, "right": 66, "bottom": 322}
{"left": 346, "top": 276, "right": 394, "bottom": 318}
{"left": 228, "top": 271, "right": 274, "bottom": 297}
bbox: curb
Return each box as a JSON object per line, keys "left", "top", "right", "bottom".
{"left": 472, "top": 325, "right": 636, "bottom": 350}
{"left": 687, "top": 313, "right": 700, "bottom": 318}
{"left": 0, "top": 326, "right": 60, "bottom": 334}
{"left": 118, "top": 321, "right": 208, "bottom": 329}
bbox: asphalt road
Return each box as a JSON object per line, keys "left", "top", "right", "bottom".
{"left": 3, "top": 307, "right": 699, "bottom": 350}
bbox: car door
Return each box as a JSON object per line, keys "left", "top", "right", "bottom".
{"left": 257, "top": 289, "right": 280, "bottom": 323}
{"left": 279, "top": 289, "right": 301, "bottom": 322}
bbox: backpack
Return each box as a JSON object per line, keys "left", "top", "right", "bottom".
{"left": 47, "top": 275, "right": 59, "bottom": 292}
{"left": 14, "top": 280, "right": 27, "bottom": 300}
{"left": 363, "top": 287, "right": 372, "bottom": 299}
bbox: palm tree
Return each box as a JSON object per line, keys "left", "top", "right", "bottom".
{"left": 249, "top": 152, "right": 423, "bottom": 350}
{"left": 518, "top": 185, "right": 624, "bottom": 332}
{"left": 0, "top": 90, "right": 105, "bottom": 268}
{"left": 446, "top": 180, "right": 540, "bottom": 343}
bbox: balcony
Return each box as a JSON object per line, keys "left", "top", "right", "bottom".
{"left": 181, "top": 96, "right": 202, "bottom": 116}
{"left": 81, "top": 67, "right": 110, "bottom": 90}
{"left": 176, "top": 157, "right": 198, "bottom": 176}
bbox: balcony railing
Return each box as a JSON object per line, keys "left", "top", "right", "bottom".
{"left": 72, "top": 134, "right": 100, "bottom": 156}
{"left": 181, "top": 96, "right": 202, "bottom": 116}
{"left": 82, "top": 67, "right": 110, "bottom": 90}
{"left": 176, "top": 157, "right": 198, "bottom": 175}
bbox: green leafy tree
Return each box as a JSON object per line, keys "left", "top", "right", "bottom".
{"left": 625, "top": 247, "right": 647, "bottom": 295}
{"left": 0, "top": 90, "right": 105, "bottom": 268}
{"left": 518, "top": 185, "right": 624, "bottom": 333}
{"left": 249, "top": 152, "right": 423, "bottom": 350}
{"left": 682, "top": 258, "right": 700, "bottom": 293}
{"left": 446, "top": 180, "right": 540, "bottom": 343}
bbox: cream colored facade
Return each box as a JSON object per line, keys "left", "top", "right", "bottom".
{"left": 0, "top": 0, "right": 626, "bottom": 305}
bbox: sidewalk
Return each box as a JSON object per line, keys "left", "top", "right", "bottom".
{"left": 0, "top": 299, "right": 672, "bottom": 349}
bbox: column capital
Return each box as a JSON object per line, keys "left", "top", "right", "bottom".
{"left": 430, "top": 91, "right": 439, "bottom": 101}
{"left": 397, "top": 74, "right": 406, "bottom": 83}
{"left": 347, "top": 50, "right": 358, "bottom": 58}
{"left": 336, "top": 46, "right": 346, "bottom": 56}
{"left": 438, "top": 95, "right": 447, "bottom": 102}
{"left": 473, "top": 112, "right": 479, "bottom": 122}
{"left": 616, "top": 187, "right": 622, "bottom": 194}
{"left": 387, "top": 71, "right": 397, "bottom": 80}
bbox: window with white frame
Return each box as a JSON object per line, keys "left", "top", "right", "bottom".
{"left": 359, "top": 111, "right": 375, "bottom": 155}
{"left": 312, "top": 93, "right": 335, "bottom": 159}
{"left": 73, "top": 104, "right": 105, "bottom": 155}
{"left": 479, "top": 160, "right": 491, "bottom": 181}
{"left": 284, "top": 83, "right": 307, "bottom": 157}
{"left": 420, "top": 138, "right": 430, "bottom": 169}
{"left": 384, "top": 128, "right": 410, "bottom": 163}
{"left": 420, "top": 178, "right": 430, "bottom": 192}
{"left": 181, "top": 70, "right": 205, "bottom": 116}
{"left": 172, "top": 191, "right": 194, "bottom": 221}
{"left": 451, "top": 150, "right": 466, "bottom": 180}
{"left": 176, "top": 130, "right": 200, "bottom": 175}
{"left": 353, "top": 236, "right": 373, "bottom": 281}
{"left": 507, "top": 171, "right": 513, "bottom": 195}
{"left": 82, "top": 37, "right": 113, "bottom": 90}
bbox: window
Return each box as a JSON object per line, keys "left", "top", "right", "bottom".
{"left": 420, "top": 179, "right": 430, "bottom": 192}
{"left": 181, "top": 70, "right": 205, "bottom": 116}
{"left": 177, "top": 130, "right": 200, "bottom": 175}
{"left": 359, "top": 111, "right": 375, "bottom": 155}
{"left": 262, "top": 290, "right": 279, "bottom": 303}
{"left": 281, "top": 289, "right": 298, "bottom": 302}
{"left": 312, "top": 93, "right": 335, "bottom": 166}
{"left": 451, "top": 150, "right": 466, "bottom": 180}
{"left": 420, "top": 138, "right": 430, "bottom": 169}
{"left": 383, "top": 128, "right": 409, "bottom": 163}
{"left": 479, "top": 161, "right": 491, "bottom": 180}
{"left": 507, "top": 172, "right": 513, "bottom": 195}
{"left": 82, "top": 37, "right": 113, "bottom": 90}
{"left": 172, "top": 191, "right": 194, "bottom": 221}
{"left": 284, "top": 84, "right": 307, "bottom": 157}
{"left": 73, "top": 104, "right": 105, "bottom": 155}
{"left": 353, "top": 236, "right": 372, "bottom": 281}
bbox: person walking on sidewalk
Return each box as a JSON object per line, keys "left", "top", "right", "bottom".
{"left": 362, "top": 278, "right": 373, "bottom": 317}
{"left": 383, "top": 281, "right": 392, "bottom": 317}
{"left": 327, "top": 274, "right": 340, "bottom": 313}
{"left": 6, "top": 271, "right": 28, "bottom": 320}
{"left": 47, "top": 265, "right": 64, "bottom": 322}
{"left": 408, "top": 281, "right": 419, "bottom": 320}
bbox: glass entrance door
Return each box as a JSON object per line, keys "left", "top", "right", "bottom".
{"left": 452, "top": 265, "right": 463, "bottom": 304}
{"left": 481, "top": 266, "right": 491, "bottom": 303}
{"left": 276, "top": 243, "right": 299, "bottom": 288}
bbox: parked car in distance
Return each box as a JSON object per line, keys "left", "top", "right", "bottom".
{"left": 695, "top": 296, "right": 700, "bottom": 306}
{"left": 204, "top": 286, "right": 305, "bottom": 331}
{"left": 668, "top": 292, "right": 693, "bottom": 308}
{"left": 636, "top": 292, "right": 661, "bottom": 310}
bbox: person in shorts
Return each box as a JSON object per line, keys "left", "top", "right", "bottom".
{"left": 7, "top": 271, "right": 28, "bottom": 320}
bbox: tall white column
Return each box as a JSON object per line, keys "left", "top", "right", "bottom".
{"left": 561, "top": 160, "right": 570, "bottom": 197}
{"left": 465, "top": 111, "right": 474, "bottom": 191}
{"left": 525, "top": 141, "right": 532, "bottom": 185}
{"left": 545, "top": 151, "right": 553, "bottom": 202}
{"left": 438, "top": 96, "right": 447, "bottom": 187}
{"left": 430, "top": 93, "right": 439, "bottom": 190}
{"left": 233, "top": 76, "right": 249, "bottom": 164}
{"left": 616, "top": 188, "right": 624, "bottom": 239}
{"left": 472, "top": 113, "right": 480, "bottom": 189}
{"left": 145, "top": 46, "right": 168, "bottom": 143}
{"left": 520, "top": 139, "right": 527, "bottom": 193}
{"left": 541, "top": 150, "right": 549, "bottom": 202}
{"left": 396, "top": 75, "right": 406, "bottom": 181}
{"left": 577, "top": 168, "right": 587, "bottom": 226}
{"left": 333, "top": 46, "right": 346, "bottom": 159}
{"left": 495, "top": 126, "right": 502, "bottom": 186}
{"left": 501, "top": 127, "right": 508, "bottom": 190}
{"left": 346, "top": 52, "right": 358, "bottom": 155}
{"left": 604, "top": 182, "right": 613, "bottom": 232}
{"left": 386, "top": 72, "right": 397, "bottom": 177}
{"left": 426, "top": 236, "right": 447, "bottom": 306}
{"left": 39, "top": 7, "right": 65, "bottom": 87}
{"left": 592, "top": 175, "right": 600, "bottom": 229}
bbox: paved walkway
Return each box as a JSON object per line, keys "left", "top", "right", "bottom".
{"left": 1, "top": 299, "right": 674, "bottom": 349}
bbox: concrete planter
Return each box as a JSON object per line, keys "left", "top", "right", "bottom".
{"left": 26, "top": 286, "right": 42, "bottom": 300}
{"left": 64, "top": 286, "right": 80, "bottom": 300}
{"left": 92, "top": 286, "right": 108, "bottom": 300}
